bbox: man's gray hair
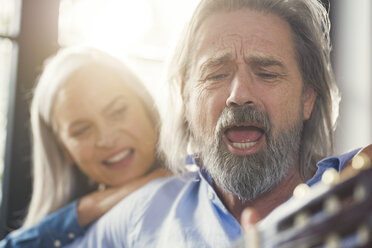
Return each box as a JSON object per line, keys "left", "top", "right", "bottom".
{"left": 160, "top": 0, "right": 339, "bottom": 179}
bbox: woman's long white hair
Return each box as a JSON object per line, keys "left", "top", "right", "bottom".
{"left": 23, "top": 46, "right": 162, "bottom": 227}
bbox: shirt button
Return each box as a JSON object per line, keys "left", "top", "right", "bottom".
{"left": 208, "top": 190, "right": 214, "bottom": 200}
{"left": 54, "top": 240, "right": 61, "bottom": 247}
{"left": 68, "top": 232, "right": 75, "bottom": 239}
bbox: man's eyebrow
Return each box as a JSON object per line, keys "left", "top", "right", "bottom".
{"left": 245, "top": 56, "right": 285, "bottom": 69}
{"left": 199, "top": 53, "right": 234, "bottom": 75}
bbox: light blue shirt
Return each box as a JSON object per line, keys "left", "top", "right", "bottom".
{"left": 67, "top": 149, "right": 359, "bottom": 248}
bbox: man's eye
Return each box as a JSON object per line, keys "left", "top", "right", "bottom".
{"left": 206, "top": 73, "right": 229, "bottom": 82}
{"left": 256, "top": 72, "right": 278, "bottom": 80}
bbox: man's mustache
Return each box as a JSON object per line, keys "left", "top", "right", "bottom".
{"left": 215, "top": 105, "right": 272, "bottom": 137}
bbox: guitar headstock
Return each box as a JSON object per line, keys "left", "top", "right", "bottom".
{"left": 234, "top": 148, "right": 372, "bottom": 248}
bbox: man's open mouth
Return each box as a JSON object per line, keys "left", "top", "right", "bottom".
{"left": 223, "top": 124, "right": 265, "bottom": 153}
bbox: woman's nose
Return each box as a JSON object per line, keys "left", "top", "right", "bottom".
{"left": 95, "top": 126, "right": 118, "bottom": 148}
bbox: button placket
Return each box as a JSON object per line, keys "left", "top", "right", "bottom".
{"left": 208, "top": 188, "right": 215, "bottom": 201}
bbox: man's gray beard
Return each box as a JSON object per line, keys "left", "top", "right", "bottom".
{"left": 196, "top": 105, "right": 303, "bottom": 201}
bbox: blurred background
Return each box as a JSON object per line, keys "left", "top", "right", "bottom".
{"left": 0, "top": 0, "right": 370, "bottom": 238}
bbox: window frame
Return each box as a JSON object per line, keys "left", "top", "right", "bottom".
{"left": 0, "top": 0, "right": 59, "bottom": 238}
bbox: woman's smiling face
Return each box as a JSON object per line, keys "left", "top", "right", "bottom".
{"left": 52, "top": 64, "right": 157, "bottom": 186}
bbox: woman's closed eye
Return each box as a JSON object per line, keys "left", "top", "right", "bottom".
{"left": 71, "top": 124, "right": 92, "bottom": 137}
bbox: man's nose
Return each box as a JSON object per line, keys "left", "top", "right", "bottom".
{"left": 225, "top": 69, "right": 255, "bottom": 107}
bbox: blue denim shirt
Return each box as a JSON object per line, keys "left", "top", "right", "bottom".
{"left": 0, "top": 200, "right": 86, "bottom": 248}
{"left": 65, "top": 149, "right": 359, "bottom": 248}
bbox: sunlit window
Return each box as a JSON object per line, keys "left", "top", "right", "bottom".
{"left": 0, "top": 0, "right": 21, "bottom": 200}
{"left": 59, "top": 0, "right": 153, "bottom": 55}
{"left": 0, "top": 0, "right": 21, "bottom": 37}
{"left": 0, "top": 39, "right": 14, "bottom": 189}
{"left": 58, "top": 0, "right": 199, "bottom": 55}
{"left": 58, "top": 0, "right": 200, "bottom": 95}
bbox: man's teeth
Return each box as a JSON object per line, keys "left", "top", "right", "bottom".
{"left": 231, "top": 141, "right": 257, "bottom": 149}
{"left": 105, "top": 150, "right": 131, "bottom": 164}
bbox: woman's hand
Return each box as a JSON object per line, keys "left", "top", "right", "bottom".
{"left": 76, "top": 168, "right": 170, "bottom": 227}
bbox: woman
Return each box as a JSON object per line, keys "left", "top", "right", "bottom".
{"left": 0, "top": 46, "right": 168, "bottom": 247}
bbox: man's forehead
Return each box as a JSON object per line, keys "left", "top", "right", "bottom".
{"left": 193, "top": 10, "right": 294, "bottom": 53}
{"left": 191, "top": 15, "right": 296, "bottom": 75}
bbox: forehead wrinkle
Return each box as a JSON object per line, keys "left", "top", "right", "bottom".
{"left": 221, "top": 34, "right": 244, "bottom": 60}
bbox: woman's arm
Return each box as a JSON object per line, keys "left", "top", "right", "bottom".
{"left": 0, "top": 168, "right": 169, "bottom": 248}
{"left": 77, "top": 168, "right": 170, "bottom": 227}
{"left": 0, "top": 200, "right": 84, "bottom": 248}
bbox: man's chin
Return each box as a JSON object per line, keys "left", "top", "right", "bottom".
{"left": 201, "top": 139, "right": 290, "bottom": 201}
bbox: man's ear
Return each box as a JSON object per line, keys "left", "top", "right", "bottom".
{"left": 303, "top": 87, "right": 317, "bottom": 120}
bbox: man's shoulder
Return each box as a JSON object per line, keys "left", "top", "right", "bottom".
{"left": 111, "top": 171, "right": 200, "bottom": 219}
{"left": 67, "top": 170, "right": 227, "bottom": 247}
{"left": 134, "top": 172, "right": 198, "bottom": 197}
{"left": 131, "top": 171, "right": 199, "bottom": 199}
{"left": 75, "top": 171, "right": 201, "bottom": 247}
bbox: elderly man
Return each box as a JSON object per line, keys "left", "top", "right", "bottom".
{"left": 67, "top": 0, "right": 370, "bottom": 247}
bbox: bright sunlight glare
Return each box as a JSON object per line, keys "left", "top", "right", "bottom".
{"left": 59, "top": 0, "right": 153, "bottom": 56}
{"left": 58, "top": 0, "right": 201, "bottom": 112}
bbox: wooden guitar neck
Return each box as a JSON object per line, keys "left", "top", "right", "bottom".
{"left": 233, "top": 150, "right": 372, "bottom": 248}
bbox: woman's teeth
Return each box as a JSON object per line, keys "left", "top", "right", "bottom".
{"left": 103, "top": 149, "right": 132, "bottom": 165}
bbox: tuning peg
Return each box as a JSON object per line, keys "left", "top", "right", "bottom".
{"left": 325, "top": 233, "right": 340, "bottom": 248}
{"left": 321, "top": 168, "right": 340, "bottom": 185}
{"left": 353, "top": 183, "right": 367, "bottom": 203}
{"left": 352, "top": 152, "right": 371, "bottom": 170}
{"left": 324, "top": 195, "right": 341, "bottom": 215}
{"left": 356, "top": 224, "right": 370, "bottom": 246}
{"left": 294, "top": 211, "right": 310, "bottom": 229}
{"left": 293, "top": 183, "right": 310, "bottom": 199}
